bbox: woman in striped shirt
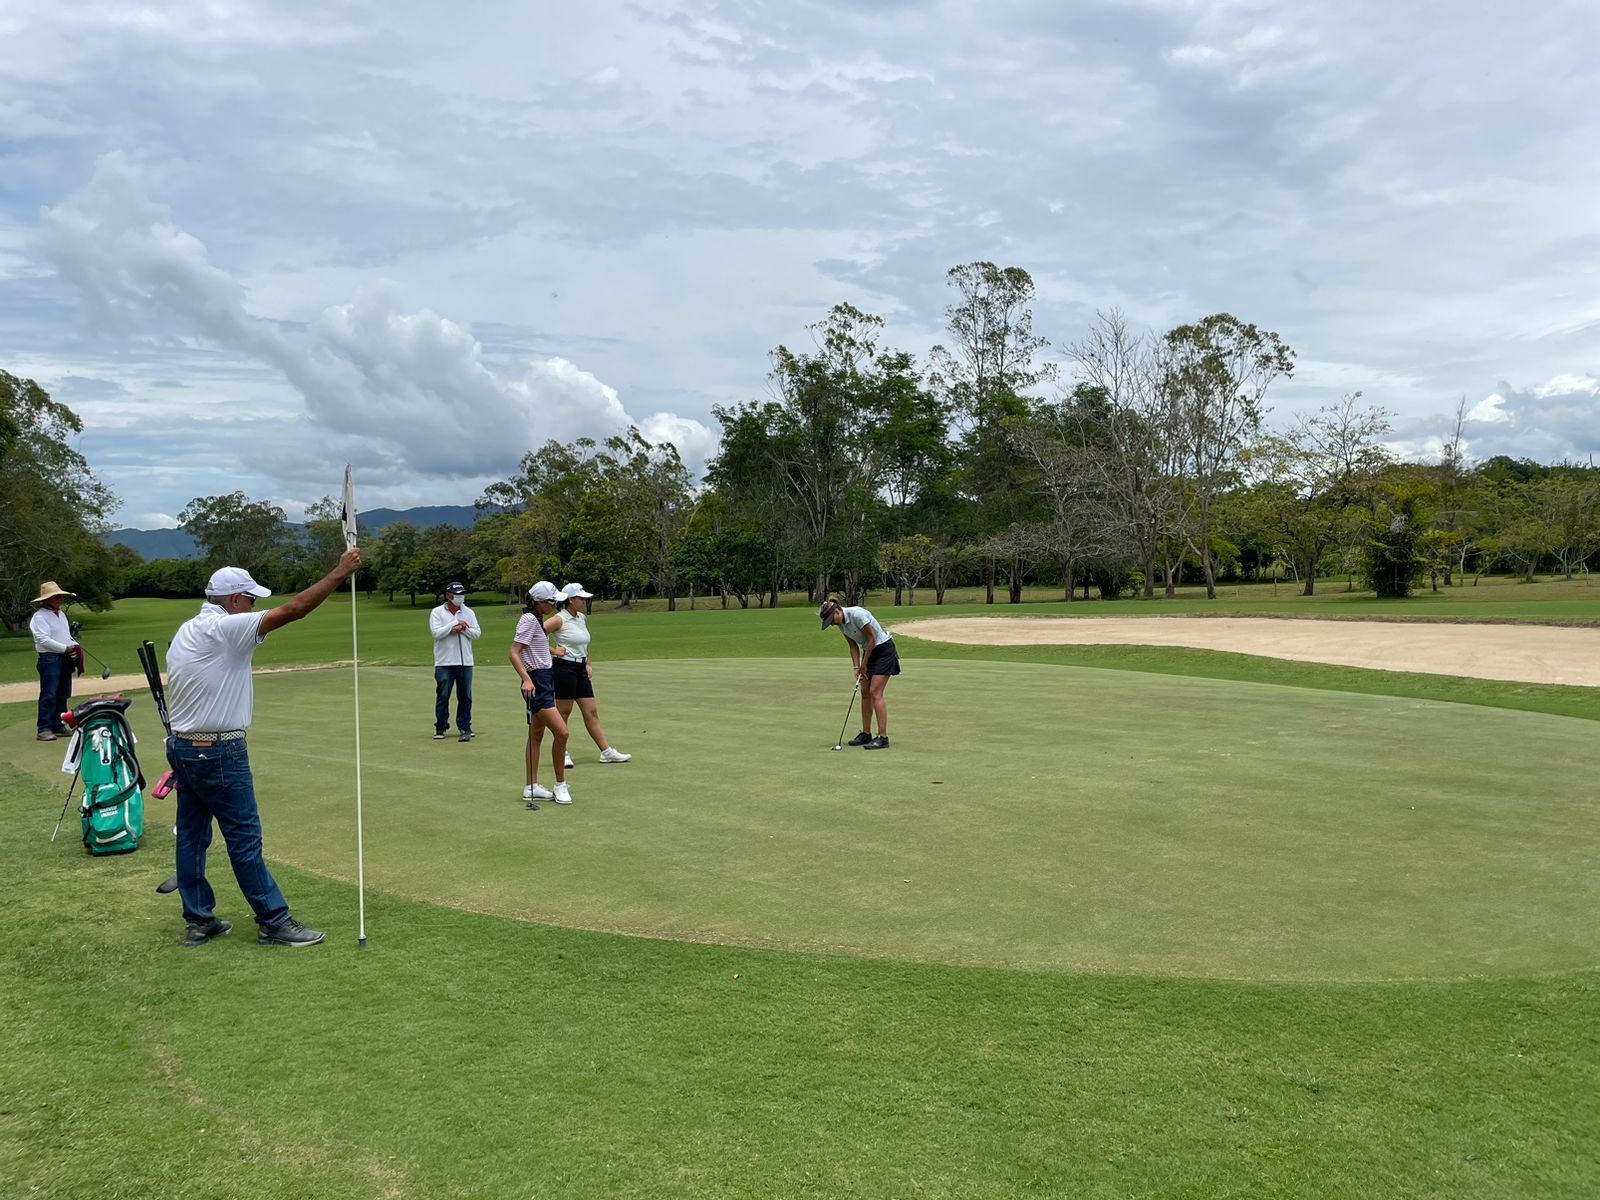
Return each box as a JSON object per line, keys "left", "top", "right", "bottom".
{"left": 509, "top": 581, "right": 571, "bottom": 807}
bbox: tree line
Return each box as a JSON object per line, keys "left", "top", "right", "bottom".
{"left": 4, "top": 263, "right": 1598, "bottom": 630}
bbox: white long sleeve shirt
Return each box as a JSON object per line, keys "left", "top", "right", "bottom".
{"left": 29, "top": 607, "right": 76, "bottom": 654}
{"left": 430, "top": 602, "right": 481, "bottom": 667}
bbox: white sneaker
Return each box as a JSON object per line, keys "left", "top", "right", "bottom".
{"left": 552, "top": 782, "right": 573, "bottom": 805}
{"left": 599, "top": 747, "right": 632, "bottom": 763}
{"left": 563, "top": 752, "right": 575, "bottom": 769}
{"left": 524, "top": 784, "right": 553, "bottom": 801}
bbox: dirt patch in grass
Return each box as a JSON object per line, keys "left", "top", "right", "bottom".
{"left": 0, "top": 660, "right": 353, "bottom": 706}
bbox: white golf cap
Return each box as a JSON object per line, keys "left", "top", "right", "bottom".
{"left": 561, "top": 582, "right": 594, "bottom": 599}
{"left": 528, "top": 580, "right": 562, "bottom": 603}
{"left": 205, "top": 566, "right": 272, "bottom": 599}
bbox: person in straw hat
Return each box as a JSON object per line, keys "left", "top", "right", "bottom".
{"left": 29, "top": 581, "right": 81, "bottom": 741}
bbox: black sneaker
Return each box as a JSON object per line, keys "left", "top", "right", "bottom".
{"left": 458, "top": 730, "right": 473, "bottom": 742}
{"left": 847, "top": 731, "right": 874, "bottom": 747}
{"left": 258, "top": 918, "right": 325, "bottom": 948}
{"left": 184, "top": 917, "right": 232, "bottom": 947}
{"left": 432, "top": 730, "right": 447, "bottom": 740}
{"left": 864, "top": 736, "right": 890, "bottom": 750}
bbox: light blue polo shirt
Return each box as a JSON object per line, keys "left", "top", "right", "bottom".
{"left": 837, "top": 606, "right": 891, "bottom": 652}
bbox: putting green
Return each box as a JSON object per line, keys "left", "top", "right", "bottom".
{"left": 6, "top": 658, "right": 1597, "bottom": 982}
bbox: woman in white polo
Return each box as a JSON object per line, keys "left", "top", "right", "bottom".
{"left": 546, "top": 582, "right": 630, "bottom": 768}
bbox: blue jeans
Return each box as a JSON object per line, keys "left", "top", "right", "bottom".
{"left": 435, "top": 665, "right": 473, "bottom": 733}
{"left": 166, "top": 737, "right": 290, "bottom": 928}
{"left": 37, "top": 652, "right": 72, "bottom": 734}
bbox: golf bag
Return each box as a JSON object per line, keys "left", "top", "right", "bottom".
{"left": 61, "top": 697, "right": 146, "bottom": 856}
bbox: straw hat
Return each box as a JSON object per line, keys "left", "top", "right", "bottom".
{"left": 32, "top": 581, "right": 75, "bottom": 605}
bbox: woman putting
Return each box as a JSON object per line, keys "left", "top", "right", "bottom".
{"left": 510, "top": 581, "right": 571, "bottom": 807}
{"left": 819, "top": 593, "right": 899, "bottom": 749}
{"left": 547, "top": 582, "right": 631, "bottom": 768}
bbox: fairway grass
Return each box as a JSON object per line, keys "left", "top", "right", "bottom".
{"left": 3, "top": 756, "right": 1599, "bottom": 1198}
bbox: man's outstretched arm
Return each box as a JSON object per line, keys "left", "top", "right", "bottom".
{"left": 260, "top": 549, "right": 362, "bottom": 636}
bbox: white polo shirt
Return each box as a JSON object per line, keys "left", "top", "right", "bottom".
{"left": 165, "top": 602, "right": 268, "bottom": 733}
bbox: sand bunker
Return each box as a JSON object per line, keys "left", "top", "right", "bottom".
{"left": 890, "top": 617, "right": 1600, "bottom": 688}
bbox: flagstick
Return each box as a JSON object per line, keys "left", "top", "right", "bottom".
{"left": 351, "top": 572, "right": 366, "bottom": 948}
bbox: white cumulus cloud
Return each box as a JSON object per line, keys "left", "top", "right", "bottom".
{"left": 38, "top": 153, "right": 715, "bottom": 485}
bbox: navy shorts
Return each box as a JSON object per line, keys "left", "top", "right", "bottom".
{"left": 552, "top": 657, "right": 594, "bottom": 701}
{"left": 522, "top": 668, "right": 556, "bottom": 719}
{"left": 865, "top": 639, "right": 901, "bottom": 677}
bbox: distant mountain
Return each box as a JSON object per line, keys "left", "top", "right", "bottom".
{"left": 358, "top": 505, "right": 479, "bottom": 533}
{"left": 106, "top": 504, "right": 480, "bottom": 561}
{"left": 107, "top": 526, "right": 199, "bottom": 560}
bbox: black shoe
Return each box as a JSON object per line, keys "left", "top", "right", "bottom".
{"left": 847, "top": 731, "right": 874, "bottom": 747}
{"left": 258, "top": 918, "right": 325, "bottom": 947}
{"left": 458, "top": 730, "right": 473, "bottom": 742}
{"left": 864, "top": 736, "right": 890, "bottom": 750}
{"left": 433, "top": 730, "right": 447, "bottom": 740}
{"left": 184, "top": 917, "right": 232, "bottom": 947}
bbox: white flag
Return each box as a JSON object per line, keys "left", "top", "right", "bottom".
{"left": 340, "top": 465, "right": 358, "bottom": 550}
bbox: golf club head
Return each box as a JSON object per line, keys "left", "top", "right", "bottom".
{"left": 100, "top": 666, "right": 111, "bottom": 680}
{"left": 156, "top": 875, "right": 179, "bottom": 894}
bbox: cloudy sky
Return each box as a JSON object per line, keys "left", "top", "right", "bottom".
{"left": 2, "top": 0, "right": 1597, "bottom": 528}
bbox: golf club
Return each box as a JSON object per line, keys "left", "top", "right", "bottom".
{"left": 139, "top": 640, "right": 182, "bottom": 896}
{"left": 831, "top": 682, "right": 860, "bottom": 751}
{"left": 69, "top": 622, "right": 113, "bottom": 680}
{"left": 81, "top": 646, "right": 113, "bottom": 681}
{"left": 50, "top": 775, "right": 78, "bottom": 843}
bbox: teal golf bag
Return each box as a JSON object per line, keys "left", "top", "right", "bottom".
{"left": 62, "top": 697, "right": 146, "bottom": 856}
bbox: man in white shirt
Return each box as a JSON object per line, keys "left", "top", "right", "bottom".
{"left": 429, "top": 582, "right": 481, "bottom": 742}
{"left": 28, "top": 581, "right": 80, "bottom": 741}
{"left": 164, "top": 550, "right": 360, "bottom": 949}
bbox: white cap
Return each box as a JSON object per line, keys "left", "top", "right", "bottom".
{"left": 561, "top": 582, "right": 594, "bottom": 599}
{"left": 528, "top": 580, "right": 562, "bottom": 603}
{"left": 206, "top": 566, "right": 272, "bottom": 599}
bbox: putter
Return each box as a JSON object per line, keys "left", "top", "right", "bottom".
{"left": 831, "top": 682, "right": 860, "bottom": 751}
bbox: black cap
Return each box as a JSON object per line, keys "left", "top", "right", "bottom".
{"left": 445, "top": 582, "right": 466, "bottom": 594}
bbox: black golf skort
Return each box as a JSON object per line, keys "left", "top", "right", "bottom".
{"left": 552, "top": 656, "right": 594, "bottom": 701}
{"left": 864, "top": 639, "right": 901, "bottom": 677}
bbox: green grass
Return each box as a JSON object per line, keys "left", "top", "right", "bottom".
{"left": 7, "top": 659, "right": 1597, "bottom": 982}
{"left": 3, "top": 587, "right": 1600, "bottom": 1196}
{"left": 5, "top": 811, "right": 1596, "bottom": 1199}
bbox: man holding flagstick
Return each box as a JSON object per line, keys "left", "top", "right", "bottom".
{"left": 163, "top": 547, "right": 361, "bottom": 948}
